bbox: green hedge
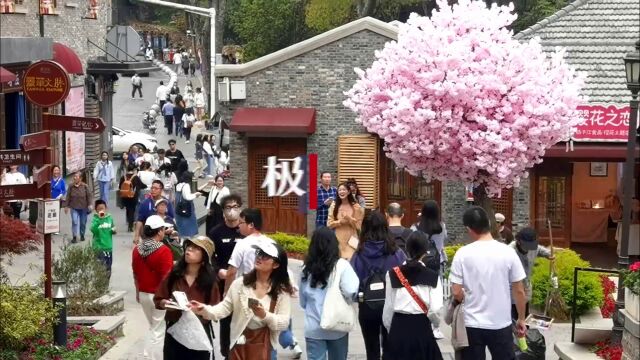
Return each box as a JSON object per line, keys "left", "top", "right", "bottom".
{"left": 268, "top": 232, "right": 310, "bottom": 255}
{"left": 530, "top": 249, "right": 603, "bottom": 318}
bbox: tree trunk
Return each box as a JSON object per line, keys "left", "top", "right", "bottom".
{"left": 473, "top": 184, "right": 501, "bottom": 240}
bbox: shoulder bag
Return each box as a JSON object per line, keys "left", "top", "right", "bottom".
{"left": 176, "top": 185, "right": 192, "bottom": 217}
{"left": 392, "top": 266, "right": 429, "bottom": 315}
{"left": 320, "top": 259, "right": 357, "bottom": 332}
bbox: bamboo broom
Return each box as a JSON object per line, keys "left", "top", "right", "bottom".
{"left": 544, "top": 219, "right": 569, "bottom": 320}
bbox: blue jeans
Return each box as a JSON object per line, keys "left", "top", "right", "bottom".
{"left": 306, "top": 335, "right": 349, "bottom": 360}
{"left": 99, "top": 181, "right": 110, "bottom": 205}
{"left": 175, "top": 119, "right": 183, "bottom": 138}
{"left": 206, "top": 154, "right": 215, "bottom": 176}
{"left": 71, "top": 208, "right": 88, "bottom": 237}
{"left": 96, "top": 250, "right": 113, "bottom": 279}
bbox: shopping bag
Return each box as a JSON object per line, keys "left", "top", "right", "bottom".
{"left": 166, "top": 310, "right": 213, "bottom": 352}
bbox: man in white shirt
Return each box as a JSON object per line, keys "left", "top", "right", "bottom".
{"left": 155, "top": 81, "right": 168, "bottom": 108}
{"left": 172, "top": 52, "right": 182, "bottom": 73}
{"left": 449, "top": 206, "right": 527, "bottom": 360}
{"left": 1, "top": 166, "right": 28, "bottom": 219}
{"left": 224, "top": 208, "right": 275, "bottom": 295}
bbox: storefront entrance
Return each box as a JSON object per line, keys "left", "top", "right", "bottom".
{"left": 532, "top": 161, "right": 573, "bottom": 248}
{"left": 247, "top": 137, "right": 307, "bottom": 234}
{"left": 379, "top": 157, "right": 441, "bottom": 227}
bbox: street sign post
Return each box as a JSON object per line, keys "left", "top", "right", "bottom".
{"left": 20, "top": 131, "right": 51, "bottom": 151}
{"left": 0, "top": 183, "right": 46, "bottom": 201}
{"left": 0, "top": 149, "right": 45, "bottom": 166}
{"left": 43, "top": 114, "right": 106, "bottom": 133}
{"left": 33, "top": 165, "right": 51, "bottom": 188}
{"left": 36, "top": 200, "right": 60, "bottom": 235}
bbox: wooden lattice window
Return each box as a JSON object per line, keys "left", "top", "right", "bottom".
{"left": 337, "top": 134, "right": 379, "bottom": 209}
{"left": 253, "top": 153, "right": 275, "bottom": 207}
{"left": 492, "top": 188, "right": 514, "bottom": 227}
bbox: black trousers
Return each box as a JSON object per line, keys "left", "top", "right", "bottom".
{"left": 359, "top": 303, "right": 387, "bottom": 360}
{"left": 122, "top": 199, "right": 136, "bottom": 228}
{"left": 131, "top": 85, "right": 142, "bottom": 98}
{"left": 164, "top": 320, "right": 214, "bottom": 360}
{"left": 461, "top": 326, "right": 516, "bottom": 360}
{"left": 184, "top": 126, "right": 192, "bottom": 141}
{"left": 164, "top": 115, "right": 174, "bottom": 134}
{"left": 511, "top": 302, "right": 530, "bottom": 321}
{"left": 218, "top": 280, "right": 232, "bottom": 358}
{"left": 9, "top": 202, "right": 22, "bottom": 219}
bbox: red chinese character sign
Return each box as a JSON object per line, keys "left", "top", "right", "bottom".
{"left": 574, "top": 105, "right": 631, "bottom": 142}
{"left": 23, "top": 61, "right": 70, "bottom": 108}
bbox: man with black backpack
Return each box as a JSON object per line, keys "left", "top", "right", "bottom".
{"left": 386, "top": 202, "right": 413, "bottom": 253}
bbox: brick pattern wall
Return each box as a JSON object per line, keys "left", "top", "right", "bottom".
{"left": 218, "top": 30, "right": 389, "bottom": 236}
{"left": 0, "top": 0, "right": 112, "bottom": 67}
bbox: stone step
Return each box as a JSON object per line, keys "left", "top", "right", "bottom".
{"left": 574, "top": 325, "right": 612, "bottom": 345}
{"left": 554, "top": 342, "right": 600, "bottom": 360}
{"left": 68, "top": 315, "right": 126, "bottom": 338}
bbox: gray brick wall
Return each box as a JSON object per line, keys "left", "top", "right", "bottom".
{"left": 0, "top": 0, "right": 112, "bottom": 67}
{"left": 217, "top": 30, "right": 389, "bottom": 236}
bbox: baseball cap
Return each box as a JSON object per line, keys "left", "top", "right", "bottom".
{"left": 155, "top": 198, "right": 169, "bottom": 207}
{"left": 145, "top": 215, "right": 173, "bottom": 230}
{"left": 252, "top": 239, "right": 279, "bottom": 261}
{"left": 184, "top": 236, "right": 215, "bottom": 260}
{"left": 495, "top": 213, "right": 506, "bottom": 223}
{"left": 516, "top": 227, "right": 539, "bottom": 251}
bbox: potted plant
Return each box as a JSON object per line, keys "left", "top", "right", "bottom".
{"left": 622, "top": 261, "right": 640, "bottom": 321}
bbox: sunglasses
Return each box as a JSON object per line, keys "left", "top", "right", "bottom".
{"left": 255, "top": 249, "right": 277, "bottom": 261}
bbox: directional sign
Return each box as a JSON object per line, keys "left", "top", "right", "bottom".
{"left": 20, "top": 131, "right": 50, "bottom": 151}
{"left": 33, "top": 165, "right": 51, "bottom": 188}
{"left": 0, "top": 150, "right": 45, "bottom": 166}
{"left": 43, "top": 114, "right": 106, "bottom": 133}
{"left": 0, "top": 183, "right": 45, "bottom": 201}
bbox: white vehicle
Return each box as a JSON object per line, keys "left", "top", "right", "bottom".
{"left": 112, "top": 126, "right": 158, "bottom": 156}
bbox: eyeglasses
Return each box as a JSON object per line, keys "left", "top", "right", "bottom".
{"left": 224, "top": 205, "right": 240, "bottom": 210}
{"left": 255, "top": 249, "right": 275, "bottom": 260}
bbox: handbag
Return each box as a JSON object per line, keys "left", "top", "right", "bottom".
{"left": 320, "top": 259, "right": 356, "bottom": 332}
{"left": 176, "top": 186, "right": 192, "bottom": 218}
{"left": 230, "top": 297, "right": 276, "bottom": 360}
{"left": 392, "top": 266, "right": 429, "bottom": 315}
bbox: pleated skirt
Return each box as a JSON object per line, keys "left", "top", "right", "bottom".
{"left": 383, "top": 312, "right": 443, "bottom": 360}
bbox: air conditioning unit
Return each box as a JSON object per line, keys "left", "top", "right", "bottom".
{"left": 218, "top": 77, "right": 230, "bottom": 101}
{"left": 230, "top": 81, "right": 246, "bottom": 100}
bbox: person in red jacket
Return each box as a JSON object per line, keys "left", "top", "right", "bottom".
{"left": 132, "top": 215, "right": 174, "bottom": 360}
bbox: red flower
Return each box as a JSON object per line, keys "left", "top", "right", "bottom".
{"left": 630, "top": 261, "right": 640, "bottom": 272}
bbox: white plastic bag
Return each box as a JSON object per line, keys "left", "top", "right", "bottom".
{"left": 166, "top": 310, "right": 213, "bottom": 352}
{"left": 320, "top": 259, "right": 356, "bottom": 332}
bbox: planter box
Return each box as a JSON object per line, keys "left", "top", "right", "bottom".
{"left": 626, "top": 288, "right": 639, "bottom": 322}
{"left": 68, "top": 315, "right": 125, "bottom": 338}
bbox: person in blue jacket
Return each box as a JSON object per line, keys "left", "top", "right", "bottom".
{"left": 51, "top": 165, "right": 66, "bottom": 200}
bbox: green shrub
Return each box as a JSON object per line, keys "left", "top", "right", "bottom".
{"left": 268, "top": 232, "right": 310, "bottom": 255}
{"left": 443, "top": 243, "right": 465, "bottom": 277}
{"left": 53, "top": 245, "right": 110, "bottom": 315}
{"left": 0, "top": 283, "right": 58, "bottom": 351}
{"left": 530, "top": 249, "right": 603, "bottom": 318}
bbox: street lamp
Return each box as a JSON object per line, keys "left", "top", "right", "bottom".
{"left": 613, "top": 39, "right": 640, "bottom": 343}
{"left": 52, "top": 280, "right": 67, "bottom": 346}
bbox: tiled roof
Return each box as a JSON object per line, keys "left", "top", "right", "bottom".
{"left": 514, "top": 0, "right": 640, "bottom": 105}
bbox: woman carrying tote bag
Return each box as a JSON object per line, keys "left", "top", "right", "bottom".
{"left": 191, "top": 240, "right": 293, "bottom": 360}
{"left": 300, "top": 227, "right": 360, "bottom": 360}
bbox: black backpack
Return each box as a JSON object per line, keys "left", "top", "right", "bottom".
{"left": 392, "top": 227, "right": 413, "bottom": 253}
{"left": 360, "top": 255, "right": 389, "bottom": 311}
{"left": 422, "top": 233, "right": 441, "bottom": 273}
{"left": 176, "top": 187, "right": 192, "bottom": 217}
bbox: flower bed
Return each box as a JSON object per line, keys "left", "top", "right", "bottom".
{"left": 16, "top": 325, "right": 116, "bottom": 360}
{"left": 599, "top": 275, "right": 616, "bottom": 318}
{"left": 591, "top": 339, "right": 622, "bottom": 360}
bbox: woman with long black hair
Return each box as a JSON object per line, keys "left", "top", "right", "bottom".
{"left": 191, "top": 240, "right": 293, "bottom": 360}
{"left": 350, "top": 211, "right": 406, "bottom": 360}
{"left": 382, "top": 231, "right": 443, "bottom": 360}
{"left": 300, "top": 227, "right": 359, "bottom": 360}
{"left": 154, "top": 236, "right": 219, "bottom": 359}
{"left": 327, "top": 182, "right": 364, "bottom": 259}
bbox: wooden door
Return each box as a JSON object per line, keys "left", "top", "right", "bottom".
{"left": 532, "top": 161, "right": 573, "bottom": 247}
{"left": 380, "top": 157, "right": 442, "bottom": 227}
{"left": 248, "top": 138, "right": 307, "bottom": 235}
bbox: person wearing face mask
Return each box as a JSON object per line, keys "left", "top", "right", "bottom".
{"left": 207, "top": 194, "right": 244, "bottom": 358}
{"left": 93, "top": 151, "right": 115, "bottom": 206}
{"left": 200, "top": 175, "right": 230, "bottom": 235}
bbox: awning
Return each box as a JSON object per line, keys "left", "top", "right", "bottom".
{"left": 52, "top": 42, "right": 84, "bottom": 75}
{"left": 545, "top": 143, "right": 640, "bottom": 161}
{"left": 230, "top": 107, "right": 316, "bottom": 135}
{"left": 0, "top": 66, "right": 17, "bottom": 83}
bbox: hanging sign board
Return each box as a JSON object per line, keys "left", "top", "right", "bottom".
{"left": 574, "top": 105, "right": 630, "bottom": 142}
{"left": 23, "top": 60, "right": 70, "bottom": 108}
{"left": 36, "top": 199, "right": 60, "bottom": 234}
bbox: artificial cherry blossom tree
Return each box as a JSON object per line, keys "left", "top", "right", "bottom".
{"left": 344, "top": 0, "right": 584, "bottom": 233}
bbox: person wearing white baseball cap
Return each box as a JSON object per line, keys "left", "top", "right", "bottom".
{"left": 495, "top": 213, "right": 514, "bottom": 244}
{"left": 191, "top": 240, "right": 293, "bottom": 359}
{"left": 132, "top": 215, "right": 175, "bottom": 359}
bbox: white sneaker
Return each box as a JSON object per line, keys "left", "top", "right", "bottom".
{"left": 291, "top": 343, "right": 302, "bottom": 359}
{"left": 432, "top": 327, "right": 445, "bottom": 340}
{"left": 185, "top": 140, "right": 190, "bottom": 144}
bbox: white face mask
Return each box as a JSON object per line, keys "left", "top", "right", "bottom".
{"left": 224, "top": 208, "right": 240, "bottom": 221}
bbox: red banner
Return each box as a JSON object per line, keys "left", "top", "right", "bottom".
{"left": 574, "top": 105, "right": 631, "bottom": 142}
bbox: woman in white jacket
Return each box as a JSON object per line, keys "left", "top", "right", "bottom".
{"left": 174, "top": 171, "right": 201, "bottom": 237}
{"left": 191, "top": 240, "right": 293, "bottom": 359}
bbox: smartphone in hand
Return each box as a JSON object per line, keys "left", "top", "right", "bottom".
{"left": 248, "top": 298, "right": 259, "bottom": 308}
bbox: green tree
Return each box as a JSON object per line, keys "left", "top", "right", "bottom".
{"left": 305, "top": 0, "right": 353, "bottom": 33}
{"left": 227, "top": 0, "right": 308, "bottom": 61}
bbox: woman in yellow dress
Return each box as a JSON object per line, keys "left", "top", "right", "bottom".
{"left": 328, "top": 182, "right": 364, "bottom": 259}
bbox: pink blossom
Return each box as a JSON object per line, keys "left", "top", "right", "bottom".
{"left": 344, "top": 0, "right": 585, "bottom": 196}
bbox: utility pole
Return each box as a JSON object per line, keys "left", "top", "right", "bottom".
{"left": 136, "top": 0, "right": 216, "bottom": 117}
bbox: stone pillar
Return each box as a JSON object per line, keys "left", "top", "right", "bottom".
{"left": 622, "top": 309, "right": 640, "bottom": 360}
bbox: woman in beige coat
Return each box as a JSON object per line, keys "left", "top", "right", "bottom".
{"left": 191, "top": 240, "right": 293, "bottom": 360}
{"left": 328, "top": 182, "right": 364, "bottom": 260}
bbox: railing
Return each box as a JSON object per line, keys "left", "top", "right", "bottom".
{"left": 571, "top": 267, "right": 619, "bottom": 343}
{"left": 442, "top": 277, "right": 452, "bottom": 300}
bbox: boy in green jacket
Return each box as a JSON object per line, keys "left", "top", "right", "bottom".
{"left": 91, "top": 200, "right": 116, "bottom": 280}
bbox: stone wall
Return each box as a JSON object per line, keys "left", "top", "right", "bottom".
{"left": 0, "top": 0, "right": 112, "bottom": 67}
